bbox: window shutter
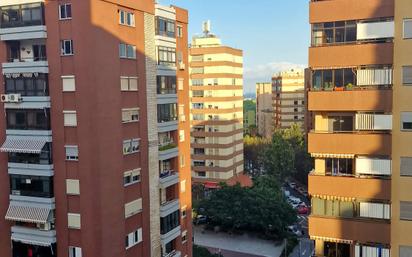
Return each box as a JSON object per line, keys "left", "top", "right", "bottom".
{"left": 402, "top": 66, "right": 412, "bottom": 85}
{"left": 122, "top": 109, "right": 131, "bottom": 122}
{"left": 129, "top": 77, "right": 138, "bottom": 91}
{"left": 68, "top": 213, "right": 81, "bottom": 229}
{"left": 64, "top": 111, "right": 77, "bottom": 126}
{"left": 137, "top": 228, "right": 142, "bottom": 243}
{"left": 120, "top": 77, "right": 129, "bottom": 91}
{"left": 400, "top": 246, "right": 412, "bottom": 257}
{"left": 65, "top": 146, "right": 79, "bottom": 158}
{"left": 401, "top": 157, "right": 412, "bottom": 176}
{"left": 404, "top": 19, "right": 412, "bottom": 39}
{"left": 66, "top": 179, "right": 80, "bottom": 195}
{"left": 62, "top": 76, "right": 75, "bottom": 92}
{"left": 400, "top": 201, "right": 412, "bottom": 220}
{"left": 125, "top": 199, "right": 142, "bottom": 218}
{"left": 356, "top": 21, "right": 394, "bottom": 40}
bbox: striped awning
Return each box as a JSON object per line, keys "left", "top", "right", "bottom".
{"left": 310, "top": 235, "right": 353, "bottom": 244}
{"left": 0, "top": 138, "right": 46, "bottom": 154}
{"left": 6, "top": 204, "right": 51, "bottom": 224}
{"left": 311, "top": 153, "right": 355, "bottom": 159}
{"left": 11, "top": 235, "right": 55, "bottom": 247}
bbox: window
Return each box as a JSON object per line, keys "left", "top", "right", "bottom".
{"left": 126, "top": 228, "right": 142, "bottom": 249}
{"left": 182, "top": 230, "right": 187, "bottom": 243}
{"left": 157, "top": 76, "right": 176, "bottom": 94}
{"left": 59, "top": 4, "right": 72, "bottom": 20}
{"left": 6, "top": 109, "right": 50, "bottom": 130}
{"left": 197, "top": 171, "right": 206, "bottom": 177}
{"left": 119, "top": 43, "right": 136, "bottom": 59}
{"left": 160, "top": 210, "right": 180, "bottom": 235}
{"left": 400, "top": 246, "right": 412, "bottom": 257}
{"left": 61, "top": 40, "right": 74, "bottom": 56}
{"left": 125, "top": 198, "right": 142, "bottom": 218}
{"left": 69, "top": 247, "right": 82, "bottom": 257}
{"left": 63, "top": 111, "right": 77, "bottom": 127}
{"left": 355, "top": 245, "right": 390, "bottom": 257}
{"left": 10, "top": 174, "right": 53, "bottom": 198}
{"left": 65, "top": 145, "right": 79, "bottom": 161}
{"left": 326, "top": 158, "right": 353, "bottom": 176}
{"left": 0, "top": 3, "right": 44, "bottom": 28}
{"left": 403, "top": 19, "right": 412, "bottom": 39}
{"left": 156, "top": 17, "right": 175, "bottom": 37}
{"left": 402, "top": 66, "right": 412, "bottom": 85}
{"left": 180, "top": 180, "right": 186, "bottom": 193}
{"left": 180, "top": 155, "right": 185, "bottom": 167}
{"left": 312, "top": 69, "right": 355, "bottom": 90}
{"left": 401, "top": 157, "right": 412, "bottom": 177}
{"left": 400, "top": 201, "right": 412, "bottom": 220}
{"left": 68, "top": 213, "right": 81, "bottom": 229}
{"left": 177, "top": 25, "right": 183, "bottom": 38}
{"left": 179, "top": 130, "right": 185, "bottom": 142}
{"left": 329, "top": 115, "right": 354, "bottom": 132}
{"left": 119, "top": 10, "right": 134, "bottom": 26}
{"left": 157, "top": 46, "right": 176, "bottom": 66}
{"left": 157, "top": 103, "right": 177, "bottom": 123}
{"left": 5, "top": 73, "right": 48, "bottom": 96}
{"left": 62, "top": 75, "right": 75, "bottom": 92}
{"left": 120, "top": 77, "right": 138, "bottom": 91}
{"left": 181, "top": 206, "right": 187, "bottom": 218}
{"left": 66, "top": 179, "right": 80, "bottom": 195}
{"left": 122, "top": 108, "right": 139, "bottom": 123}
{"left": 401, "top": 112, "right": 412, "bottom": 130}
{"left": 312, "top": 21, "right": 357, "bottom": 46}
{"left": 124, "top": 169, "right": 141, "bottom": 186}
{"left": 178, "top": 78, "right": 184, "bottom": 90}
{"left": 123, "top": 139, "right": 140, "bottom": 155}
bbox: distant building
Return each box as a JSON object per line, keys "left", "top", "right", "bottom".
{"left": 256, "top": 82, "right": 274, "bottom": 138}
{"left": 189, "top": 21, "right": 244, "bottom": 188}
{"left": 272, "top": 69, "right": 305, "bottom": 130}
{"left": 243, "top": 99, "right": 256, "bottom": 135}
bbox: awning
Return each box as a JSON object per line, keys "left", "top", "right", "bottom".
{"left": 310, "top": 235, "right": 353, "bottom": 244}
{"left": 204, "top": 181, "right": 220, "bottom": 189}
{"left": 6, "top": 204, "right": 52, "bottom": 224}
{"left": 311, "top": 153, "right": 355, "bottom": 159}
{"left": 0, "top": 138, "right": 47, "bottom": 154}
{"left": 11, "top": 237, "right": 53, "bottom": 247}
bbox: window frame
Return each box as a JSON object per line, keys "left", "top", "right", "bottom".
{"left": 65, "top": 145, "right": 79, "bottom": 161}
{"left": 61, "top": 39, "right": 74, "bottom": 56}
{"left": 403, "top": 19, "right": 412, "bottom": 39}
{"left": 59, "top": 3, "right": 72, "bottom": 20}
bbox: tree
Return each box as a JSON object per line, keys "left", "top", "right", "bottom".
{"left": 261, "top": 132, "right": 295, "bottom": 181}
{"left": 198, "top": 176, "right": 296, "bottom": 239}
{"left": 244, "top": 135, "right": 269, "bottom": 175}
{"left": 193, "top": 245, "right": 220, "bottom": 257}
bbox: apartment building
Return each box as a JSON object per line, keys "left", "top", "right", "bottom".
{"left": 272, "top": 69, "right": 305, "bottom": 130}
{"left": 308, "top": 0, "right": 397, "bottom": 256}
{"left": 189, "top": 22, "right": 244, "bottom": 186}
{"left": 256, "top": 82, "right": 273, "bottom": 139}
{"left": 0, "top": 1, "right": 191, "bottom": 257}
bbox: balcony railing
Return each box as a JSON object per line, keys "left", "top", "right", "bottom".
{"left": 159, "top": 169, "right": 176, "bottom": 179}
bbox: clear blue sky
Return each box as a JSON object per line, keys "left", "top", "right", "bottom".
{"left": 159, "top": 0, "right": 310, "bottom": 96}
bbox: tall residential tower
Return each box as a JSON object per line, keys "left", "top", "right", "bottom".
{"left": 0, "top": 1, "right": 192, "bottom": 257}
{"left": 189, "top": 22, "right": 244, "bottom": 187}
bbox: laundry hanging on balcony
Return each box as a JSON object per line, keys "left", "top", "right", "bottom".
{"left": 0, "top": 137, "right": 46, "bottom": 154}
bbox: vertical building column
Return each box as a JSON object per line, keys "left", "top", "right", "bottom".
{"left": 144, "top": 12, "right": 161, "bottom": 257}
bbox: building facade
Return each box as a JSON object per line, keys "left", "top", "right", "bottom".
{"left": 272, "top": 69, "right": 305, "bottom": 130}
{"left": 256, "top": 82, "right": 274, "bottom": 139}
{"left": 189, "top": 23, "right": 244, "bottom": 186}
{"left": 0, "top": 1, "right": 191, "bottom": 257}
{"left": 308, "top": 0, "right": 399, "bottom": 256}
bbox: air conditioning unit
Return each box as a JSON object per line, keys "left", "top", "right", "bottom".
{"left": 8, "top": 94, "right": 21, "bottom": 103}
{"left": 1, "top": 94, "right": 9, "bottom": 103}
{"left": 37, "top": 222, "right": 51, "bottom": 231}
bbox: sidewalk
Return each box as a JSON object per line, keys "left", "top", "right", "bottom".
{"left": 194, "top": 226, "right": 284, "bottom": 257}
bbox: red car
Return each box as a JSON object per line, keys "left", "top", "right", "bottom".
{"left": 298, "top": 206, "right": 310, "bottom": 215}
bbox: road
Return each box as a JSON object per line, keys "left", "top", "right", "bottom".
{"left": 289, "top": 239, "right": 314, "bottom": 257}
{"left": 194, "top": 225, "right": 284, "bottom": 257}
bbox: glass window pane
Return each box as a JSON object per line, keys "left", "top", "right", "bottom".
{"left": 334, "top": 69, "right": 343, "bottom": 87}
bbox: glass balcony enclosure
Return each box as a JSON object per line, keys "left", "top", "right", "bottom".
{"left": 7, "top": 109, "right": 51, "bottom": 130}
{"left": 6, "top": 40, "right": 47, "bottom": 62}
{"left": 157, "top": 76, "right": 177, "bottom": 94}
{"left": 160, "top": 210, "right": 180, "bottom": 235}
{"left": 10, "top": 174, "right": 53, "bottom": 198}
{"left": 0, "top": 3, "right": 44, "bottom": 28}
{"left": 5, "top": 73, "right": 48, "bottom": 96}
{"left": 158, "top": 104, "right": 177, "bottom": 123}
{"left": 155, "top": 16, "right": 175, "bottom": 38}
{"left": 8, "top": 143, "right": 52, "bottom": 165}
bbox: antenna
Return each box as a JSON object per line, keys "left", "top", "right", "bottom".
{"left": 202, "top": 20, "right": 211, "bottom": 35}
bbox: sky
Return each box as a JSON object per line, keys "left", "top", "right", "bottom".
{"left": 159, "top": 0, "right": 310, "bottom": 96}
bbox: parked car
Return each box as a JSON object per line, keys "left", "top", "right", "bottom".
{"left": 298, "top": 206, "right": 310, "bottom": 215}
{"left": 194, "top": 215, "right": 208, "bottom": 225}
{"left": 283, "top": 190, "right": 291, "bottom": 198}
{"left": 287, "top": 225, "right": 302, "bottom": 236}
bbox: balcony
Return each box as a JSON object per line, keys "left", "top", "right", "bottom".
{"left": 160, "top": 225, "right": 181, "bottom": 246}
{"left": 159, "top": 144, "right": 178, "bottom": 161}
{"left": 160, "top": 199, "right": 179, "bottom": 217}
{"left": 309, "top": 43, "right": 393, "bottom": 69}
{"left": 0, "top": 3, "right": 46, "bottom": 41}
{"left": 11, "top": 226, "right": 56, "bottom": 248}
{"left": 309, "top": 216, "right": 390, "bottom": 245}
{"left": 308, "top": 173, "right": 390, "bottom": 200}
{"left": 163, "top": 250, "right": 182, "bottom": 257}
{"left": 8, "top": 162, "right": 54, "bottom": 176}
{"left": 159, "top": 170, "right": 179, "bottom": 188}
{"left": 308, "top": 132, "right": 391, "bottom": 155}
{"left": 309, "top": 0, "right": 394, "bottom": 23}
{"left": 308, "top": 89, "right": 392, "bottom": 112}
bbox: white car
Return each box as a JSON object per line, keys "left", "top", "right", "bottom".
{"left": 287, "top": 225, "right": 302, "bottom": 236}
